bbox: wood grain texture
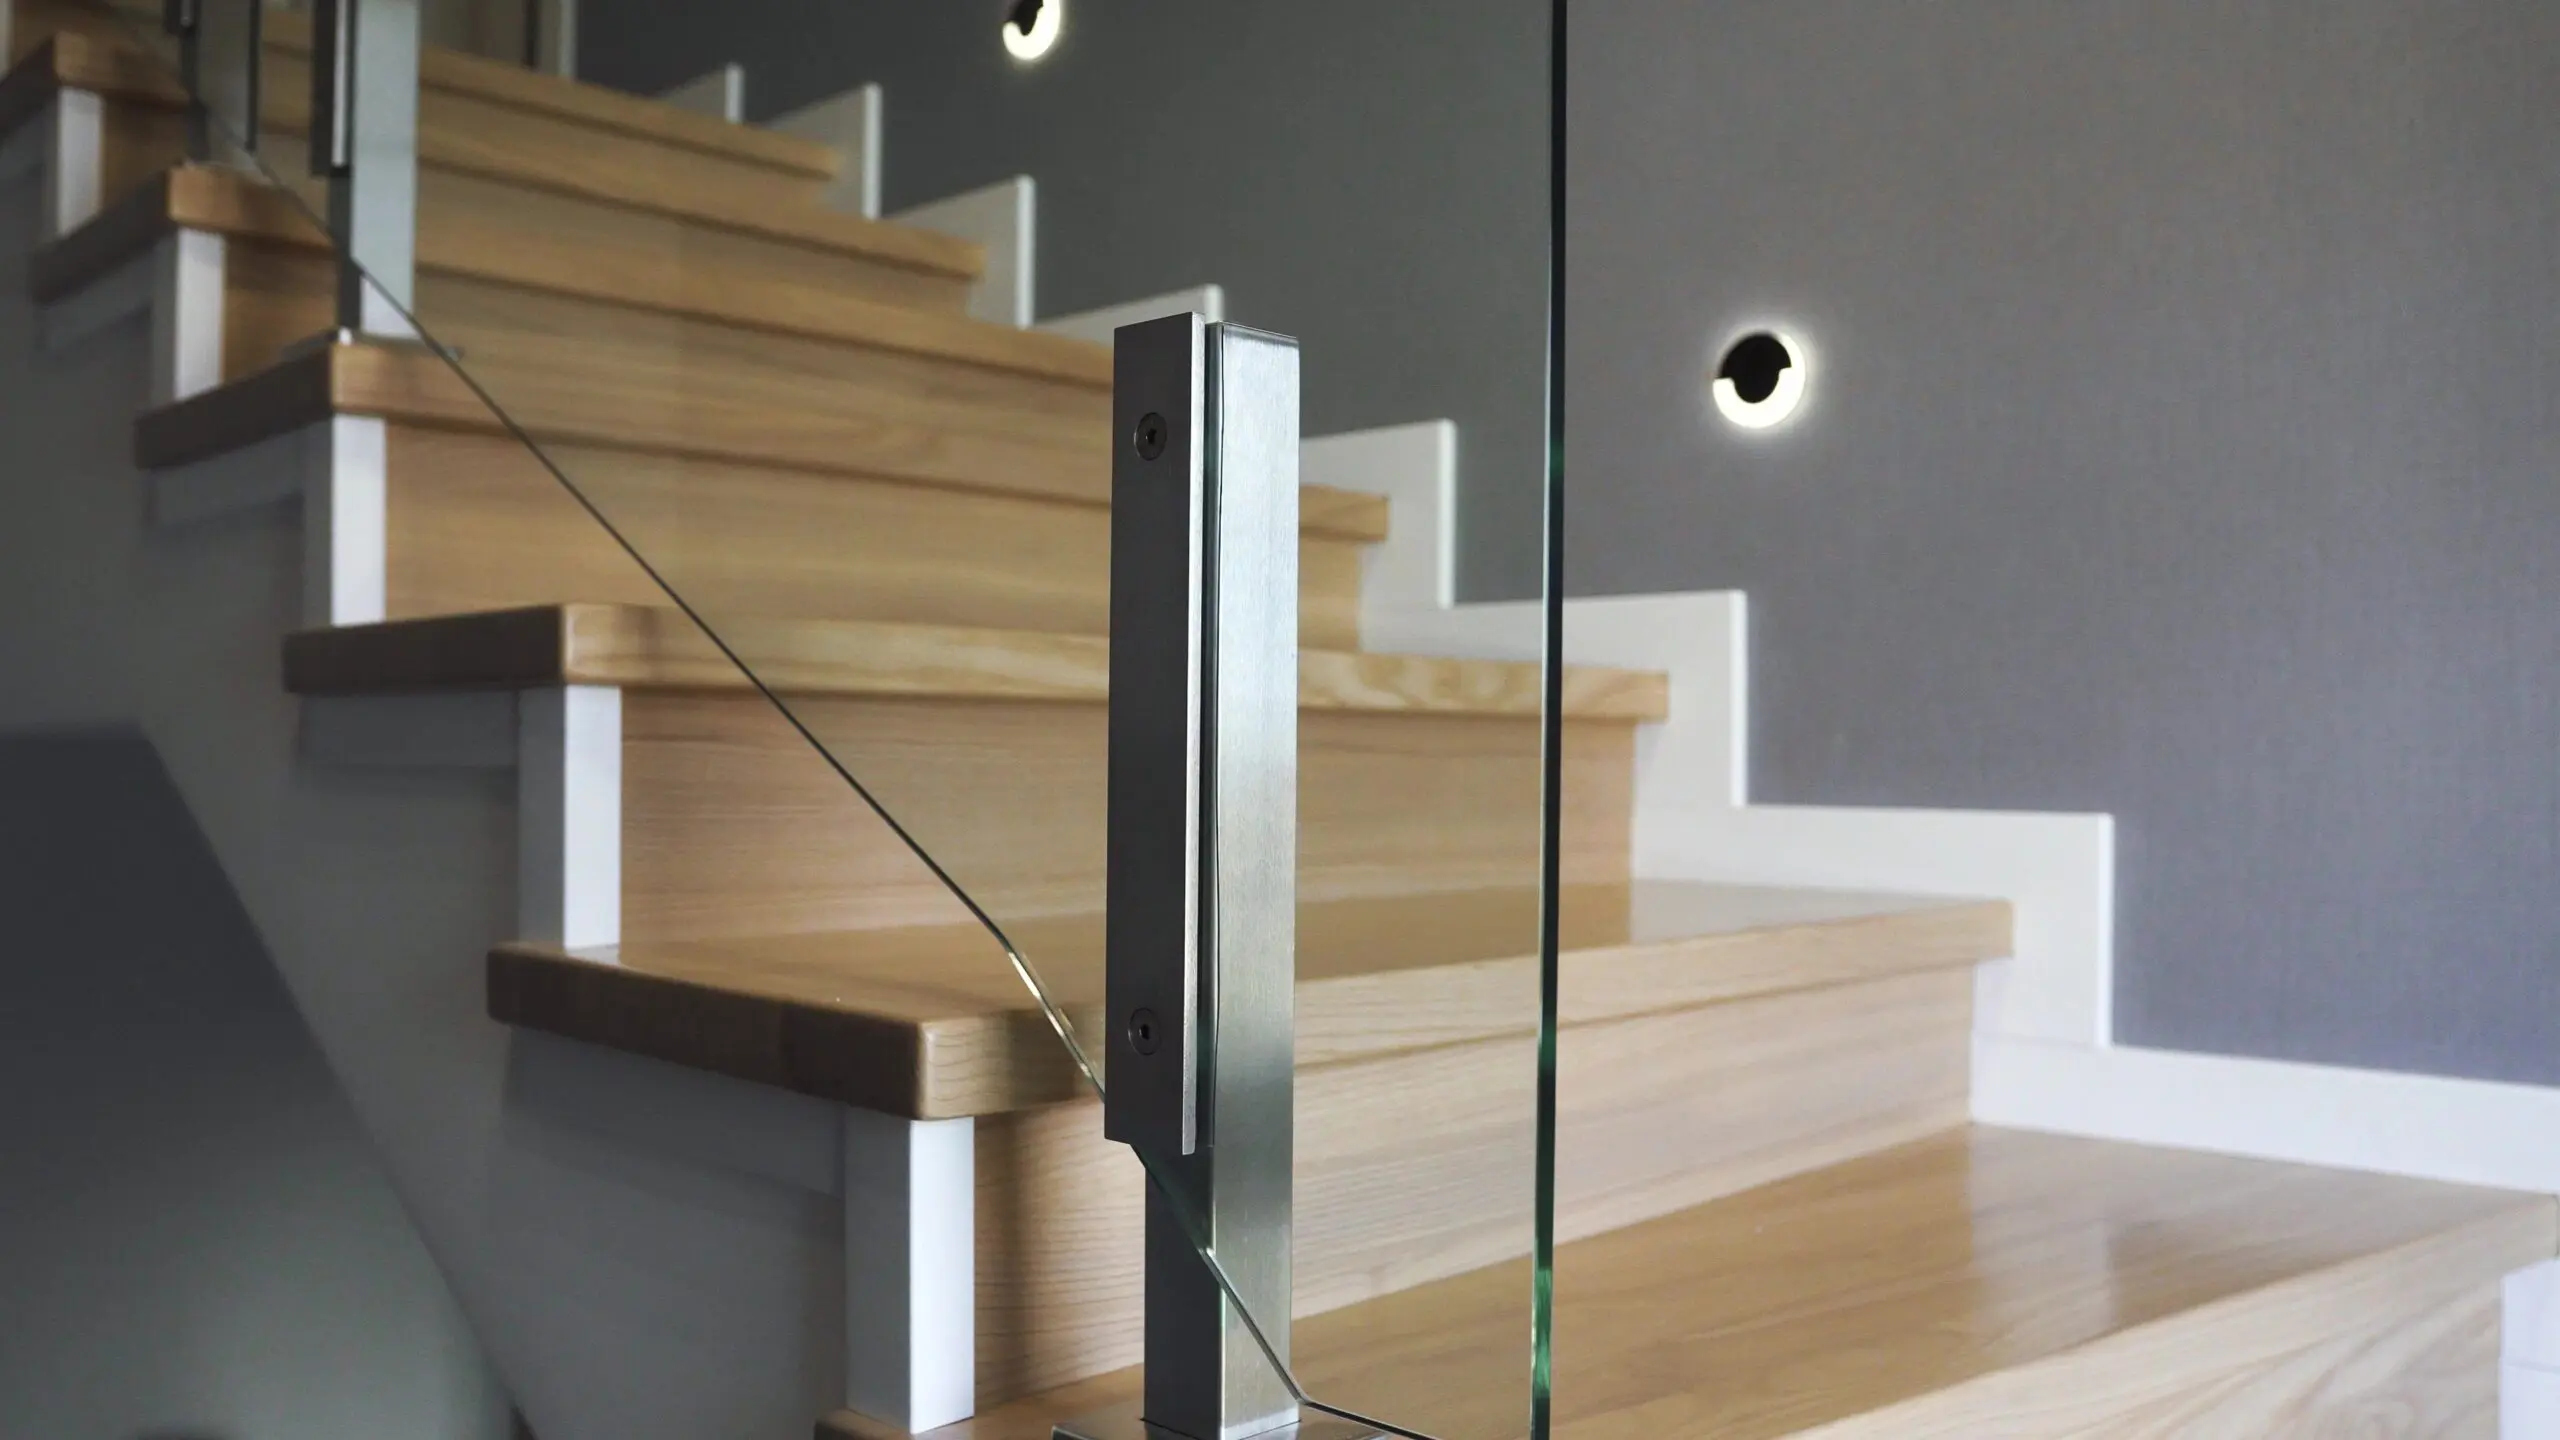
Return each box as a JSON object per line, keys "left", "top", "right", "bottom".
{"left": 613, "top": 689, "right": 1629, "bottom": 941}
{"left": 134, "top": 343, "right": 1390, "bottom": 545}
{"left": 246, "top": 39, "right": 980, "bottom": 286}
{"left": 283, "top": 603, "right": 1667, "bottom": 720}
{"left": 488, "top": 884, "right": 2000, "bottom": 1118}
{"left": 0, "top": 36, "right": 185, "bottom": 201}
{"left": 2086, "top": 1282, "right": 2497, "bottom": 1438}
{"left": 965, "top": 967, "right": 1973, "bottom": 1409}
{"left": 253, "top": 6, "right": 841, "bottom": 182}
{"left": 918, "top": 1128, "right": 2558, "bottom": 1440}
{"left": 363, "top": 429, "right": 1366, "bottom": 650}
{"left": 401, "top": 271, "right": 1113, "bottom": 502}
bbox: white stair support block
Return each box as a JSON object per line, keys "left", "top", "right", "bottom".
{"left": 654, "top": 63, "right": 744, "bottom": 123}
{"left": 517, "top": 685, "right": 622, "bottom": 949}
{"left": 302, "top": 417, "right": 390, "bottom": 628}
{"left": 1036, "top": 284, "right": 1226, "bottom": 347}
{"left": 42, "top": 89, "right": 103, "bottom": 239}
{"left": 891, "top": 176, "right": 1036, "bottom": 328}
{"left": 2506, "top": 1365, "right": 2560, "bottom": 1440}
{"left": 842, "top": 1107, "right": 975, "bottom": 1434}
{"left": 152, "top": 230, "right": 228, "bottom": 404}
{"left": 770, "top": 85, "right": 881, "bottom": 219}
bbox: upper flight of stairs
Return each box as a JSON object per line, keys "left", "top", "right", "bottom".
{"left": 5, "top": 5, "right": 2552, "bottom": 1437}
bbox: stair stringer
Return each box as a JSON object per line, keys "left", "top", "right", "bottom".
{"left": 0, "top": 161, "right": 945, "bottom": 1440}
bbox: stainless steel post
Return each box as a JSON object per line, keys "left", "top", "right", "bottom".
{"left": 309, "top": 0, "right": 419, "bottom": 337}
{"left": 1056, "top": 315, "right": 1313, "bottom": 1440}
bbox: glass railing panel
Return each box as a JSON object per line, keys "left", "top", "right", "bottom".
{"left": 94, "top": 0, "right": 1569, "bottom": 1432}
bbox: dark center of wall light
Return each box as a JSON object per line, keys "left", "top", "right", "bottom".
{"left": 1004, "top": 0, "right": 1062, "bottom": 61}
{"left": 1712, "top": 329, "right": 1808, "bottom": 430}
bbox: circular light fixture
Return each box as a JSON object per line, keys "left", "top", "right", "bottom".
{"left": 1003, "top": 0, "right": 1062, "bottom": 62}
{"left": 1711, "top": 329, "right": 1808, "bottom": 430}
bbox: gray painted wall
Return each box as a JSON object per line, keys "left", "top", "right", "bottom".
{"left": 1568, "top": 1, "right": 2560, "bottom": 1084}
{"left": 581, "top": 3, "right": 2560, "bottom": 1087}
{"left": 575, "top": 0, "right": 1554, "bottom": 600}
{"left": 0, "top": 726, "right": 511, "bottom": 1440}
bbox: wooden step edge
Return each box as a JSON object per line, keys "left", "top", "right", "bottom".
{"left": 0, "top": 32, "right": 183, "bottom": 146}
{"left": 487, "top": 885, "right": 2010, "bottom": 1120}
{"left": 135, "top": 343, "right": 1396, "bottom": 543}
{"left": 252, "top": 8, "right": 844, "bottom": 184}
{"left": 31, "top": 26, "right": 972, "bottom": 281}
{"left": 856, "top": 1128, "right": 2558, "bottom": 1440}
{"left": 282, "top": 602, "right": 1671, "bottom": 722}
{"left": 269, "top": 110, "right": 985, "bottom": 282}
{"left": 52, "top": 161, "right": 1104, "bottom": 388}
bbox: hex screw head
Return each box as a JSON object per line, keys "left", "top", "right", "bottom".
{"left": 1133, "top": 412, "right": 1169, "bottom": 461}
{"left": 1127, "top": 1007, "right": 1161, "bottom": 1056}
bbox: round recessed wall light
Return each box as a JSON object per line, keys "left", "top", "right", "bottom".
{"left": 1711, "top": 329, "right": 1808, "bottom": 430}
{"left": 1003, "top": 0, "right": 1062, "bottom": 62}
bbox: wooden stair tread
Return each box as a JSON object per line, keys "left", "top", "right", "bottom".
{"left": 8, "top": 25, "right": 974, "bottom": 283}
{"left": 133, "top": 341, "right": 1355, "bottom": 527}
{"left": 282, "top": 603, "right": 1667, "bottom": 719}
{"left": 862, "top": 1126, "right": 2556, "bottom": 1439}
{"left": 0, "top": 32, "right": 179, "bottom": 144}
{"left": 35, "top": 164, "right": 1103, "bottom": 383}
{"left": 488, "top": 882, "right": 2009, "bottom": 1118}
{"left": 254, "top": 9, "right": 842, "bottom": 183}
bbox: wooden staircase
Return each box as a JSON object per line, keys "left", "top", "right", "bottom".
{"left": 4, "top": 5, "right": 2551, "bottom": 1437}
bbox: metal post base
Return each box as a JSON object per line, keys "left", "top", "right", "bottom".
{"left": 1051, "top": 1411, "right": 1384, "bottom": 1440}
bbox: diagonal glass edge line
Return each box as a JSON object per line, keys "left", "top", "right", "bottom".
{"left": 1530, "top": 1, "right": 1570, "bottom": 1438}
{"left": 88, "top": 3, "right": 1112, "bottom": 1103}
{"left": 117, "top": 16, "right": 1541, "bottom": 1431}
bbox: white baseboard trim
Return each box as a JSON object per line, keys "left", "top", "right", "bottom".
{"left": 771, "top": 84, "right": 881, "bottom": 220}
{"left": 1037, "top": 284, "right": 1226, "bottom": 347}
{"left": 1310, "top": 419, "right": 2115, "bottom": 1051}
{"left": 891, "top": 176, "right": 1036, "bottom": 329}
{"left": 2504, "top": 1362, "right": 2560, "bottom": 1439}
{"left": 842, "top": 1108, "right": 975, "bottom": 1434}
{"left": 655, "top": 63, "right": 744, "bottom": 124}
{"left": 1980, "top": 1036, "right": 2560, "bottom": 1195}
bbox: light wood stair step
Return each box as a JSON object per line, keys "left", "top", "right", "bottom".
{"left": 135, "top": 349, "right": 1385, "bottom": 649}
{"left": 35, "top": 163, "right": 1034, "bottom": 361}
{"left": 519, "top": 886, "right": 2010, "bottom": 1403}
{"left": 280, "top": 602, "right": 1663, "bottom": 719}
{"left": 293, "top": 606, "right": 1654, "bottom": 942}
{"left": 846, "top": 1126, "right": 2556, "bottom": 1439}
{"left": 1, "top": 21, "right": 981, "bottom": 317}
{"left": 0, "top": 33, "right": 185, "bottom": 203}
{"left": 489, "top": 882, "right": 2006, "bottom": 1118}
{"left": 131, "top": 335, "right": 1245, "bottom": 520}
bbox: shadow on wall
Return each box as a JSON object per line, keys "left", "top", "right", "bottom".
{"left": 0, "top": 725, "right": 510, "bottom": 1440}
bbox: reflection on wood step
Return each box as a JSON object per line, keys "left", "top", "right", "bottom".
{"left": 488, "top": 883, "right": 2007, "bottom": 1118}
{"left": 282, "top": 603, "right": 1666, "bottom": 720}
{"left": 871, "top": 1126, "right": 2554, "bottom": 1440}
